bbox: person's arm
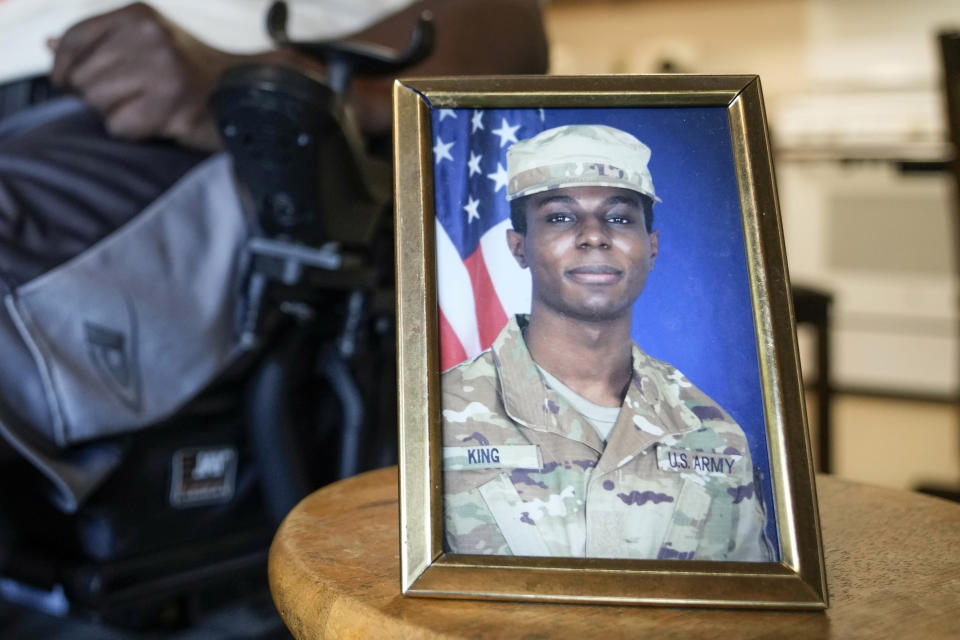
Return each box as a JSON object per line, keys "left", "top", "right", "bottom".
{"left": 47, "top": 1, "right": 548, "bottom": 151}
{"left": 347, "top": 0, "right": 549, "bottom": 135}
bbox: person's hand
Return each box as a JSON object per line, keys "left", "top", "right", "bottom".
{"left": 48, "top": 2, "right": 243, "bottom": 151}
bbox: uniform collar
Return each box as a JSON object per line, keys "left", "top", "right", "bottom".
{"left": 594, "top": 344, "right": 704, "bottom": 475}
{"left": 493, "top": 315, "right": 603, "bottom": 450}
{"left": 493, "top": 315, "right": 704, "bottom": 468}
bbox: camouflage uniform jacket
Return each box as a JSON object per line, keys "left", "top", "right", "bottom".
{"left": 442, "top": 315, "right": 772, "bottom": 561}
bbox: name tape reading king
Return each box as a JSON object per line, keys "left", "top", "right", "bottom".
{"left": 443, "top": 445, "right": 543, "bottom": 471}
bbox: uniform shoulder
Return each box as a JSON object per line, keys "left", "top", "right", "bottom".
{"left": 634, "top": 346, "right": 749, "bottom": 444}
{"left": 441, "top": 349, "right": 501, "bottom": 412}
{"left": 442, "top": 349, "right": 497, "bottom": 388}
{"left": 440, "top": 348, "right": 526, "bottom": 446}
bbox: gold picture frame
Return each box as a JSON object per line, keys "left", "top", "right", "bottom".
{"left": 394, "top": 75, "right": 827, "bottom": 609}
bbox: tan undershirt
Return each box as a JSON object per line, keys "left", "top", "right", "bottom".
{"left": 536, "top": 365, "right": 621, "bottom": 443}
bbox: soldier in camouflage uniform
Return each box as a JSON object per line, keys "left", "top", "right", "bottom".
{"left": 442, "top": 124, "right": 773, "bottom": 561}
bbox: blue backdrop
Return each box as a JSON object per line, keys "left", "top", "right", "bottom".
{"left": 541, "top": 107, "right": 777, "bottom": 555}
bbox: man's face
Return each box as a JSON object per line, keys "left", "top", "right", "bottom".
{"left": 507, "top": 186, "right": 659, "bottom": 323}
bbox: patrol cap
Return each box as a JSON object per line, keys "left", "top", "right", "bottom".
{"left": 506, "top": 124, "right": 659, "bottom": 203}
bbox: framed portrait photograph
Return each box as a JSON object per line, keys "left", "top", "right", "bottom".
{"left": 394, "top": 75, "right": 827, "bottom": 609}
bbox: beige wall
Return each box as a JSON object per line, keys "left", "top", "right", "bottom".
{"left": 544, "top": 0, "right": 959, "bottom": 110}
{"left": 544, "top": 0, "right": 808, "bottom": 112}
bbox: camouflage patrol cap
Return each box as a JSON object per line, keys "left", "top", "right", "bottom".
{"left": 506, "top": 124, "right": 659, "bottom": 202}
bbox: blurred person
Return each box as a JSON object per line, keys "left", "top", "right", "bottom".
{"left": 0, "top": 0, "right": 549, "bottom": 142}
{"left": 0, "top": 0, "right": 548, "bottom": 510}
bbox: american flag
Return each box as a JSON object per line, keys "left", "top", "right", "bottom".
{"left": 432, "top": 107, "right": 546, "bottom": 371}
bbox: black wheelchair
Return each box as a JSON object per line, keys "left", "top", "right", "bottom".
{"left": 0, "top": 2, "right": 432, "bottom": 630}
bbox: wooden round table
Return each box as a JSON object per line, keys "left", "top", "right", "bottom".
{"left": 269, "top": 467, "right": 960, "bottom": 639}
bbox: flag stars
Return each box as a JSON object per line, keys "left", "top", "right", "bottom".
{"left": 439, "top": 109, "right": 457, "bottom": 121}
{"left": 487, "top": 163, "right": 509, "bottom": 193}
{"left": 463, "top": 196, "right": 481, "bottom": 223}
{"left": 471, "top": 110, "right": 484, "bottom": 133}
{"left": 467, "top": 151, "right": 483, "bottom": 176}
{"left": 434, "top": 136, "right": 454, "bottom": 164}
{"left": 492, "top": 118, "right": 520, "bottom": 148}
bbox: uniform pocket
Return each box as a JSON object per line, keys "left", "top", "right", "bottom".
{"left": 656, "top": 477, "right": 711, "bottom": 560}
{"left": 477, "top": 473, "right": 552, "bottom": 556}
